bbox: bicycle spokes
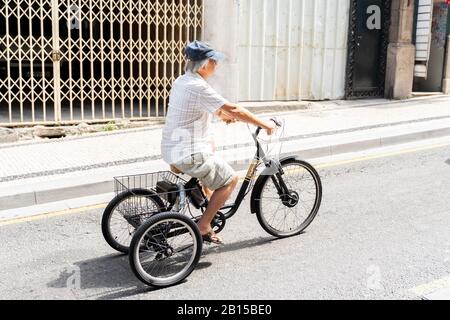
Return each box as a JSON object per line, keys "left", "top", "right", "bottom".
{"left": 255, "top": 160, "right": 322, "bottom": 237}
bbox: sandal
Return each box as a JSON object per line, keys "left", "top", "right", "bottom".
{"left": 201, "top": 230, "right": 224, "bottom": 245}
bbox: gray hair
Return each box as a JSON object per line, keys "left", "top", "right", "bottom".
{"left": 185, "top": 58, "right": 210, "bottom": 73}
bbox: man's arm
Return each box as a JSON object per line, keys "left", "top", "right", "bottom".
{"left": 218, "top": 103, "right": 276, "bottom": 134}
{"left": 214, "top": 109, "right": 236, "bottom": 124}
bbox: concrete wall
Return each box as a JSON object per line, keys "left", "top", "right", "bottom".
{"left": 203, "top": 0, "right": 350, "bottom": 102}
{"left": 385, "top": 0, "right": 416, "bottom": 99}
{"left": 237, "top": 0, "right": 349, "bottom": 101}
{"left": 202, "top": 0, "right": 240, "bottom": 103}
{"left": 204, "top": 0, "right": 443, "bottom": 101}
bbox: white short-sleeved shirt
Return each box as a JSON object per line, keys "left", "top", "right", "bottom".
{"left": 161, "top": 71, "right": 228, "bottom": 164}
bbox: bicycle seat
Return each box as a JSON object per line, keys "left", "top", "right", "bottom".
{"left": 170, "top": 165, "right": 183, "bottom": 175}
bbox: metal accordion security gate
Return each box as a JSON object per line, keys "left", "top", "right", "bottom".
{"left": 0, "top": 0, "right": 202, "bottom": 126}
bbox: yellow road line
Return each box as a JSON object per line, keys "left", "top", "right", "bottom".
{"left": 0, "top": 203, "right": 107, "bottom": 226}
{"left": 315, "top": 140, "right": 450, "bottom": 169}
{"left": 1, "top": 140, "right": 449, "bottom": 227}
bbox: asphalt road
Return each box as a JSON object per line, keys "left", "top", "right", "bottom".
{"left": 1, "top": 143, "right": 450, "bottom": 300}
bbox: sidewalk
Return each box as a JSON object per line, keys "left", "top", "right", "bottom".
{"left": 1, "top": 95, "right": 450, "bottom": 219}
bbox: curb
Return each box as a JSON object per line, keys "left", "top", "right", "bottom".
{"left": 2, "top": 95, "right": 449, "bottom": 149}
{"left": 2, "top": 114, "right": 450, "bottom": 183}
{"left": 240, "top": 94, "right": 450, "bottom": 114}
{"left": 1, "top": 120, "right": 450, "bottom": 217}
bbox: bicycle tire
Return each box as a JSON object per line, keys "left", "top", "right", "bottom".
{"left": 253, "top": 159, "right": 322, "bottom": 238}
{"left": 129, "top": 212, "right": 202, "bottom": 287}
{"left": 101, "top": 188, "right": 165, "bottom": 254}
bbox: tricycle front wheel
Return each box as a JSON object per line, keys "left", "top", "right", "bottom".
{"left": 252, "top": 159, "right": 322, "bottom": 238}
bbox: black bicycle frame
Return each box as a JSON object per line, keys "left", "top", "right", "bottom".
{"left": 190, "top": 126, "right": 290, "bottom": 220}
{"left": 159, "top": 125, "right": 291, "bottom": 241}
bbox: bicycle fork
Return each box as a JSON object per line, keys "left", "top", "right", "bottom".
{"left": 268, "top": 164, "right": 298, "bottom": 206}
{"left": 271, "top": 172, "right": 289, "bottom": 196}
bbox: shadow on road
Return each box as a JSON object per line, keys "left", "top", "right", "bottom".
{"left": 47, "top": 252, "right": 183, "bottom": 299}
{"left": 445, "top": 159, "right": 450, "bottom": 165}
{"left": 47, "top": 253, "right": 146, "bottom": 299}
{"left": 202, "top": 235, "right": 285, "bottom": 256}
{"left": 95, "top": 261, "right": 213, "bottom": 300}
{"left": 46, "top": 235, "right": 285, "bottom": 299}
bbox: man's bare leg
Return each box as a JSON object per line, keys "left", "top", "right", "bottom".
{"left": 202, "top": 185, "right": 213, "bottom": 200}
{"left": 197, "top": 176, "right": 239, "bottom": 236}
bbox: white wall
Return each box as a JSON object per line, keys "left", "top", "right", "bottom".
{"left": 203, "top": 0, "right": 240, "bottom": 102}
{"left": 238, "top": 0, "right": 350, "bottom": 101}
{"left": 203, "top": 0, "right": 350, "bottom": 102}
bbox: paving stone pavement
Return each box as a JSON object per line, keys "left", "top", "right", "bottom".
{"left": 0, "top": 96, "right": 449, "bottom": 182}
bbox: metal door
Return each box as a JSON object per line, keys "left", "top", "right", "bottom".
{"left": 345, "top": 0, "right": 391, "bottom": 98}
{"left": 414, "top": 0, "right": 448, "bottom": 92}
{"left": 0, "top": 0, "right": 202, "bottom": 126}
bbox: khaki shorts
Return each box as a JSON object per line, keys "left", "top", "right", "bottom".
{"left": 172, "top": 153, "right": 235, "bottom": 191}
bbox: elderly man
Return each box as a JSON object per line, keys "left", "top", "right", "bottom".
{"left": 161, "top": 41, "right": 276, "bottom": 244}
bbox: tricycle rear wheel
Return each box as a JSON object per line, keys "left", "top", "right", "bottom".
{"left": 129, "top": 212, "right": 202, "bottom": 287}
{"left": 101, "top": 188, "right": 165, "bottom": 254}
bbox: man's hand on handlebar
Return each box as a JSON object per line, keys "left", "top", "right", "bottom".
{"left": 218, "top": 103, "right": 281, "bottom": 134}
{"left": 264, "top": 121, "right": 277, "bottom": 136}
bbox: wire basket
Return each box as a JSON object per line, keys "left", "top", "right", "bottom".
{"left": 114, "top": 171, "right": 187, "bottom": 195}
{"left": 254, "top": 118, "right": 286, "bottom": 161}
{"left": 112, "top": 171, "right": 190, "bottom": 220}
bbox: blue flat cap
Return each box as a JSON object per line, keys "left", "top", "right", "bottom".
{"left": 184, "top": 40, "right": 225, "bottom": 62}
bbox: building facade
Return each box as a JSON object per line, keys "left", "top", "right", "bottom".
{"left": 0, "top": 0, "right": 203, "bottom": 125}
{"left": 207, "top": 0, "right": 450, "bottom": 102}
{"left": 1, "top": 0, "right": 449, "bottom": 126}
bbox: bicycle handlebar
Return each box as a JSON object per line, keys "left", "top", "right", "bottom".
{"left": 271, "top": 117, "right": 282, "bottom": 127}
{"left": 255, "top": 118, "right": 282, "bottom": 136}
